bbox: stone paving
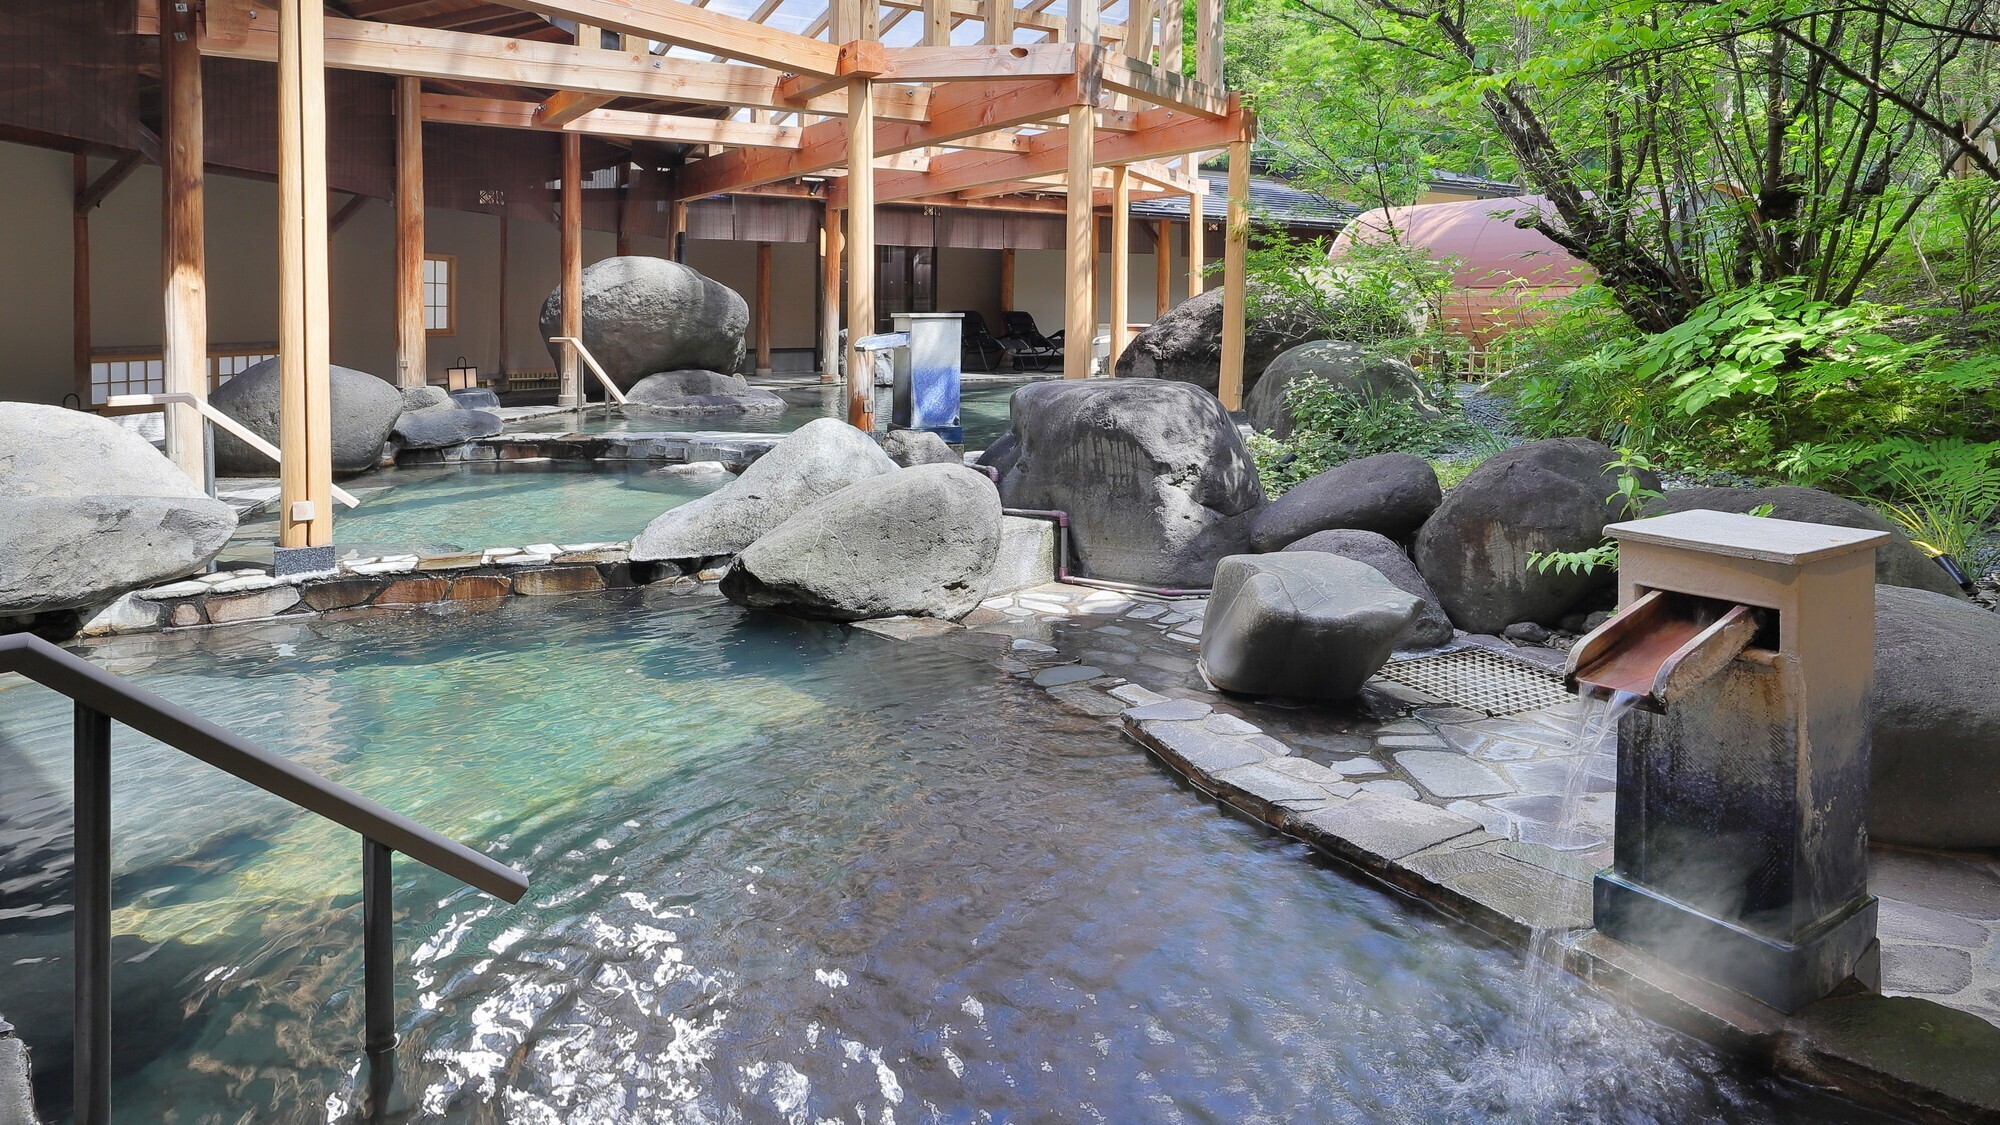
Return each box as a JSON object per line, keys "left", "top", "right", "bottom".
{"left": 961, "top": 580, "right": 2000, "bottom": 1033}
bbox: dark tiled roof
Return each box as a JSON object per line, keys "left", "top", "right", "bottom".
{"left": 1129, "top": 170, "right": 1360, "bottom": 231}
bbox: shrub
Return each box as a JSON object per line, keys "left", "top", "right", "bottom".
{"left": 1250, "top": 378, "right": 1485, "bottom": 495}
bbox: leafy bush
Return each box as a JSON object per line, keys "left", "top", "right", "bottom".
{"left": 1242, "top": 233, "right": 1463, "bottom": 373}
{"left": 1250, "top": 377, "right": 1486, "bottom": 495}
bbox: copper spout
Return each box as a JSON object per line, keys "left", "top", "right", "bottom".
{"left": 1564, "top": 591, "right": 1763, "bottom": 713}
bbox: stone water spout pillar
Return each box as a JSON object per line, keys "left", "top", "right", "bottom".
{"left": 1565, "top": 509, "right": 1887, "bottom": 1012}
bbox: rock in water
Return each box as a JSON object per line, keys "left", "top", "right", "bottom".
{"left": 625, "top": 369, "right": 786, "bottom": 416}
{"left": 1250, "top": 452, "right": 1441, "bottom": 550}
{"left": 449, "top": 388, "right": 501, "bottom": 410}
{"left": 1243, "top": 341, "right": 1437, "bottom": 438}
{"left": 540, "top": 256, "right": 748, "bottom": 389}
{"left": 0, "top": 403, "right": 236, "bottom": 615}
{"left": 992, "top": 379, "right": 1265, "bottom": 588}
{"left": 630, "top": 418, "right": 895, "bottom": 561}
{"left": 721, "top": 464, "right": 1003, "bottom": 621}
{"left": 1113, "top": 287, "right": 1328, "bottom": 399}
{"left": 1413, "top": 438, "right": 1654, "bottom": 634}
{"left": 1639, "top": 485, "right": 1963, "bottom": 598}
{"left": 1870, "top": 585, "right": 2000, "bottom": 848}
{"left": 1282, "top": 529, "right": 1454, "bottom": 649}
{"left": 209, "top": 358, "right": 404, "bottom": 475}
{"left": 1199, "top": 553, "right": 1420, "bottom": 700}
{"left": 392, "top": 402, "right": 503, "bottom": 450}
{"left": 881, "top": 428, "right": 959, "bottom": 467}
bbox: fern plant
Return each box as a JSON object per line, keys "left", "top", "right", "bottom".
{"left": 1865, "top": 439, "right": 2000, "bottom": 570}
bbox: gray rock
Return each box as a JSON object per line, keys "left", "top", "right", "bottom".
{"left": 400, "top": 385, "right": 452, "bottom": 412}
{"left": 1112, "top": 286, "right": 1329, "bottom": 398}
{"left": 1199, "top": 553, "right": 1421, "bottom": 700}
{"left": 448, "top": 388, "right": 501, "bottom": 410}
{"left": 1281, "top": 529, "right": 1454, "bottom": 648}
{"left": 1250, "top": 452, "right": 1441, "bottom": 550}
{"left": 540, "top": 256, "right": 749, "bottom": 389}
{"left": 1638, "top": 485, "right": 1963, "bottom": 598}
{"left": 209, "top": 358, "right": 404, "bottom": 475}
{"left": 881, "top": 428, "right": 959, "bottom": 467}
{"left": 1870, "top": 585, "right": 2000, "bottom": 848}
{"left": 1243, "top": 341, "right": 1437, "bottom": 439}
{"left": 1502, "top": 621, "right": 1551, "bottom": 645}
{"left": 1413, "top": 438, "right": 1655, "bottom": 633}
{"left": 992, "top": 379, "right": 1265, "bottom": 587}
{"left": 630, "top": 418, "right": 896, "bottom": 561}
{"left": 625, "top": 369, "right": 786, "bottom": 415}
{"left": 392, "top": 402, "right": 503, "bottom": 450}
{"left": 721, "top": 463, "right": 1002, "bottom": 621}
{"left": 0, "top": 403, "right": 236, "bottom": 615}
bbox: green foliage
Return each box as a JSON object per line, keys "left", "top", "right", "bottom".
{"left": 1250, "top": 378, "right": 1484, "bottom": 496}
{"left": 1866, "top": 439, "right": 2000, "bottom": 570}
{"left": 1241, "top": 232, "right": 1463, "bottom": 367}
{"left": 1526, "top": 449, "right": 1661, "bottom": 576}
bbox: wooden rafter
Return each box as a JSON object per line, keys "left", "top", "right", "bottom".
{"left": 487, "top": 0, "right": 844, "bottom": 73}
{"left": 423, "top": 93, "right": 806, "bottom": 148}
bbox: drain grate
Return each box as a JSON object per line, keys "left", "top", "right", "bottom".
{"left": 1375, "top": 648, "right": 1571, "bottom": 716}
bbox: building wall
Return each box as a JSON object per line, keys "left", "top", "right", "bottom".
{"left": 0, "top": 142, "right": 76, "bottom": 405}
{"left": 1012, "top": 225, "right": 1193, "bottom": 341}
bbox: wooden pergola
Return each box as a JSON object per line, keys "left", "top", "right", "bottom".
{"left": 129, "top": 0, "right": 1253, "bottom": 559}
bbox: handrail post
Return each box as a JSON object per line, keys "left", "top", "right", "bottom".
{"left": 74, "top": 703, "right": 112, "bottom": 1125}
{"left": 362, "top": 838, "right": 397, "bottom": 1057}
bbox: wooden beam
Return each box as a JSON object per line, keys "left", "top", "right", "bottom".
{"left": 421, "top": 93, "right": 803, "bottom": 149}
{"left": 874, "top": 101, "right": 1245, "bottom": 202}
{"left": 537, "top": 90, "right": 615, "bottom": 128}
{"left": 1099, "top": 53, "right": 1227, "bottom": 118}
{"left": 1062, "top": 104, "right": 1093, "bottom": 379}
{"left": 202, "top": 17, "right": 930, "bottom": 122}
{"left": 676, "top": 74, "right": 1085, "bottom": 200}
{"left": 1154, "top": 218, "right": 1171, "bottom": 315}
{"left": 162, "top": 0, "right": 208, "bottom": 485}
{"left": 277, "top": 0, "right": 334, "bottom": 548}
{"left": 1108, "top": 163, "right": 1129, "bottom": 367}
{"left": 204, "top": 0, "right": 256, "bottom": 45}
{"left": 395, "top": 75, "right": 426, "bottom": 389}
{"left": 878, "top": 42, "right": 1078, "bottom": 82}
{"left": 72, "top": 155, "right": 90, "bottom": 405}
{"left": 74, "top": 153, "right": 142, "bottom": 215}
{"left": 488, "top": 0, "right": 843, "bottom": 74}
{"left": 774, "top": 39, "right": 886, "bottom": 103}
{"left": 754, "top": 241, "right": 773, "bottom": 375}
{"left": 846, "top": 76, "right": 876, "bottom": 428}
{"left": 819, "top": 204, "right": 841, "bottom": 381}
{"left": 1218, "top": 121, "right": 1252, "bottom": 410}
{"left": 559, "top": 132, "right": 583, "bottom": 407}
{"left": 330, "top": 192, "right": 368, "bottom": 234}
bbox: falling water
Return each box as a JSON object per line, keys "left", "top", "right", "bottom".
{"left": 1512, "top": 688, "right": 1645, "bottom": 1109}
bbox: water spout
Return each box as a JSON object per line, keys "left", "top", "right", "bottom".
{"left": 1563, "top": 590, "right": 1764, "bottom": 714}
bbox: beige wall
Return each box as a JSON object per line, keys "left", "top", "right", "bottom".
{"left": 0, "top": 142, "right": 75, "bottom": 405}
{"left": 684, "top": 237, "right": 817, "bottom": 353}
{"left": 1013, "top": 225, "right": 1192, "bottom": 339}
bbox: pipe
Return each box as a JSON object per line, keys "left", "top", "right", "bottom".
{"left": 1000, "top": 507, "right": 1211, "bottom": 599}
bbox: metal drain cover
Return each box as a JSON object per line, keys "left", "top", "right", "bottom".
{"left": 1375, "top": 648, "right": 1571, "bottom": 716}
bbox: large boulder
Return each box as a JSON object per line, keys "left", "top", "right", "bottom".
{"left": 1249, "top": 452, "right": 1441, "bottom": 551}
{"left": 1413, "top": 438, "right": 1655, "bottom": 634}
{"left": 721, "top": 464, "right": 1002, "bottom": 621}
{"left": 1638, "top": 485, "right": 1962, "bottom": 598}
{"left": 881, "top": 428, "right": 959, "bottom": 467}
{"left": 1282, "top": 529, "right": 1454, "bottom": 649}
{"left": 991, "top": 379, "right": 1265, "bottom": 588}
{"left": 540, "top": 256, "right": 748, "bottom": 389}
{"left": 1869, "top": 585, "right": 2000, "bottom": 848}
{"left": 393, "top": 385, "right": 502, "bottom": 450}
{"left": 209, "top": 359, "right": 404, "bottom": 475}
{"left": 0, "top": 404, "right": 236, "bottom": 615}
{"left": 1243, "top": 341, "right": 1437, "bottom": 439}
{"left": 630, "top": 418, "right": 895, "bottom": 561}
{"left": 625, "top": 369, "right": 786, "bottom": 416}
{"left": 1113, "top": 287, "right": 1328, "bottom": 399}
{"left": 1199, "top": 553, "right": 1421, "bottom": 700}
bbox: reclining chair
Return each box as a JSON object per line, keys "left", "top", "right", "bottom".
{"left": 999, "top": 311, "right": 1063, "bottom": 372}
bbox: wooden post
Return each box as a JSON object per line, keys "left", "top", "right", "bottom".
{"left": 1187, "top": 202, "right": 1204, "bottom": 298}
{"left": 161, "top": 0, "right": 208, "bottom": 485}
{"left": 983, "top": 0, "right": 1013, "bottom": 45}
{"left": 999, "top": 247, "right": 1015, "bottom": 315}
{"left": 277, "top": 0, "right": 334, "bottom": 550}
{"left": 845, "top": 76, "right": 877, "bottom": 427}
{"left": 1108, "top": 164, "right": 1130, "bottom": 368}
{"left": 1155, "top": 219, "right": 1172, "bottom": 315}
{"left": 1218, "top": 123, "right": 1253, "bottom": 411}
{"left": 558, "top": 132, "right": 583, "bottom": 407}
{"left": 72, "top": 155, "right": 90, "bottom": 405}
{"left": 394, "top": 75, "right": 426, "bottom": 389}
{"left": 497, "top": 215, "right": 511, "bottom": 382}
{"left": 1196, "top": 0, "right": 1223, "bottom": 87}
{"left": 1159, "top": 0, "right": 1183, "bottom": 71}
{"left": 819, "top": 203, "right": 841, "bottom": 382}
{"left": 754, "top": 241, "right": 773, "bottom": 375}
{"left": 669, "top": 200, "right": 688, "bottom": 262}
{"left": 615, "top": 165, "right": 634, "bottom": 256}
{"left": 923, "top": 0, "right": 952, "bottom": 46}
{"left": 1062, "top": 105, "right": 1094, "bottom": 379}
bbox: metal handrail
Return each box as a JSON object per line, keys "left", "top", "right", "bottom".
{"left": 0, "top": 633, "right": 528, "bottom": 1123}
{"left": 547, "top": 336, "right": 629, "bottom": 408}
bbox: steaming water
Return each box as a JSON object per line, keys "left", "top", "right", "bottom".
{"left": 0, "top": 597, "right": 1892, "bottom": 1122}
